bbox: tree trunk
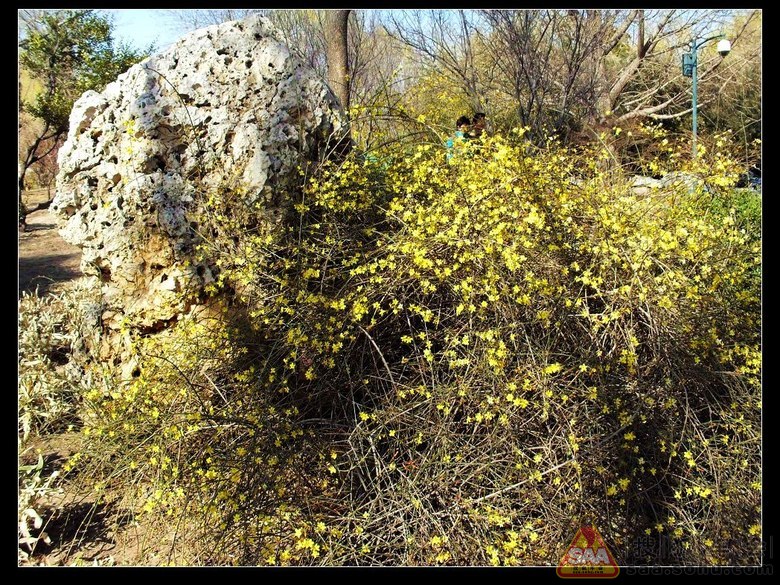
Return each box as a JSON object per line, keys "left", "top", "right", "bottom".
{"left": 19, "top": 153, "right": 29, "bottom": 229}
{"left": 325, "top": 10, "right": 351, "bottom": 112}
{"left": 637, "top": 10, "right": 645, "bottom": 56}
{"left": 324, "top": 10, "right": 351, "bottom": 156}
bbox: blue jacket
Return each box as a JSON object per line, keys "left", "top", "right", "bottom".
{"left": 446, "top": 130, "right": 469, "bottom": 161}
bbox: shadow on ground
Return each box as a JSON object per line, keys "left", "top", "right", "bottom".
{"left": 22, "top": 499, "right": 135, "bottom": 565}
{"left": 19, "top": 208, "right": 83, "bottom": 296}
{"left": 19, "top": 253, "right": 84, "bottom": 296}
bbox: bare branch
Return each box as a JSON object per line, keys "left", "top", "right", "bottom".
{"left": 616, "top": 93, "right": 704, "bottom": 123}
{"left": 603, "top": 9, "right": 638, "bottom": 55}
{"left": 647, "top": 97, "right": 715, "bottom": 120}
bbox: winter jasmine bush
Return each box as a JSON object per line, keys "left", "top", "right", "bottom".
{"left": 57, "top": 128, "right": 760, "bottom": 565}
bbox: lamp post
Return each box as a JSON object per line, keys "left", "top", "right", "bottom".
{"left": 681, "top": 35, "right": 731, "bottom": 158}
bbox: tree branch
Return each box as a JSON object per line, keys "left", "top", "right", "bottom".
{"left": 603, "top": 9, "right": 637, "bottom": 56}
{"left": 616, "top": 94, "right": 715, "bottom": 123}
{"left": 647, "top": 98, "right": 714, "bottom": 120}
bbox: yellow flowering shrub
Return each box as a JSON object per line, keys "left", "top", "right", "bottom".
{"left": 61, "top": 129, "right": 760, "bottom": 565}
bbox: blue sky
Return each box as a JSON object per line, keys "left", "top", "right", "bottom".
{"left": 104, "top": 9, "right": 182, "bottom": 53}
{"left": 52, "top": 9, "right": 751, "bottom": 57}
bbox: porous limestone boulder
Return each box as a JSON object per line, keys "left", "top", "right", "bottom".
{"left": 629, "top": 173, "right": 708, "bottom": 197}
{"left": 53, "top": 15, "right": 346, "bottom": 332}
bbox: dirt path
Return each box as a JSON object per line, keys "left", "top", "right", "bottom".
{"left": 19, "top": 196, "right": 83, "bottom": 296}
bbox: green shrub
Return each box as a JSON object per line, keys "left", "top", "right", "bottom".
{"left": 707, "top": 187, "right": 761, "bottom": 243}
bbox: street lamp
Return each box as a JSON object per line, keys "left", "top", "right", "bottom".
{"left": 682, "top": 35, "right": 731, "bottom": 158}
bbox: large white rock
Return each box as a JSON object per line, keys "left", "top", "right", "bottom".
{"left": 53, "top": 15, "right": 347, "bottom": 331}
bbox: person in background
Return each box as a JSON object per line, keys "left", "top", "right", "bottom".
{"left": 446, "top": 115, "right": 472, "bottom": 161}
{"left": 470, "top": 112, "right": 487, "bottom": 138}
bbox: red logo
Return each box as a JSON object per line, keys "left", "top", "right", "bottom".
{"left": 557, "top": 524, "right": 619, "bottom": 578}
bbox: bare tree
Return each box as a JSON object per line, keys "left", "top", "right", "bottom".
{"left": 387, "top": 10, "right": 488, "bottom": 113}
{"left": 585, "top": 9, "right": 757, "bottom": 128}
{"left": 385, "top": 9, "right": 757, "bottom": 146}
{"left": 481, "top": 10, "right": 567, "bottom": 137}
